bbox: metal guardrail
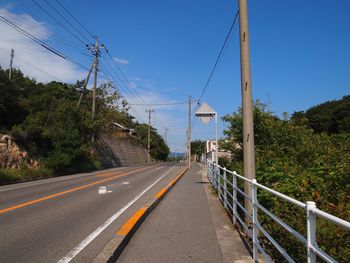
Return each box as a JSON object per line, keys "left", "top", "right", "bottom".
{"left": 207, "top": 160, "right": 350, "bottom": 263}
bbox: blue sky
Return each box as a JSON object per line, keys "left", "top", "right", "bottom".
{"left": 0, "top": 0, "right": 349, "bottom": 152}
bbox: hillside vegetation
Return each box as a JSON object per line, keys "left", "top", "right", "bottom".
{"left": 0, "top": 68, "right": 169, "bottom": 183}
{"left": 221, "top": 97, "right": 350, "bottom": 262}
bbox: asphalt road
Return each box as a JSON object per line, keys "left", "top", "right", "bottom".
{"left": 0, "top": 162, "right": 184, "bottom": 263}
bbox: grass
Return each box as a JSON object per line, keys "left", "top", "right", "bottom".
{"left": 0, "top": 166, "right": 54, "bottom": 185}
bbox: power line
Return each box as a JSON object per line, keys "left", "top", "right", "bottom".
{"left": 0, "top": 15, "right": 66, "bottom": 59}
{"left": 54, "top": 0, "right": 95, "bottom": 39}
{"left": 192, "top": 11, "right": 239, "bottom": 131}
{"left": 128, "top": 84, "right": 188, "bottom": 97}
{"left": 42, "top": 0, "right": 92, "bottom": 43}
{"left": 100, "top": 49, "right": 165, "bottom": 126}
{"left": 29, "top": 0, "right": 88, "bottom": 46}
{"left": 98, "top": 58, "right": 148, "bottom": 122}
{"left": 128, "top": 100, "right": 198, "bottom": 106}
{"left": 98, "top": 64, "right": 147, "bottom": 123}
{"left": 0, "top": 15, "right": 98, "bottom": 76}
{"left": 102, "top": 48, "right": 171, "bottom": 130}
{"left": 14, "top": 0, "right": 86, "bottom": 51}
{"left": 196, "top": 11, "right": 239, "bottom": 106}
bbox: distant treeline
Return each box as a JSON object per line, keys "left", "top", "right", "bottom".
{"left": 0, "top": 68, "right": 169, "bottom": 182}
{"left": 292, "top": 95, "right": 350, "bottom": 133}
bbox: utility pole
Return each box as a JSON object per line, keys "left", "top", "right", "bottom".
{"left": 164, "top": 128, "right": 169, "bottom": 144}
{"left": 146, "top": 108, "right": 154, "bottom": 164}
{"left": 77, "top": 61, "right": 94, "bottom": 108}
{"left": 9, "top": 48, "right": 14, "bottom": 80}
{"left": 266, "top": 92, "right": 271, "bottom": 113}
{"left": 188, "top": 95, "right": 192, "bottom": 169}
{"left": 91, "top": 36, "right": 99, "bottom": 121}
{"left": 238, "top": 0, "right": 256, "bottom": 217}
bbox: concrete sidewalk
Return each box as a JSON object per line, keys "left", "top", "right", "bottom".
{"left": 117, "top": 163, "right": 253, "bottom": 263}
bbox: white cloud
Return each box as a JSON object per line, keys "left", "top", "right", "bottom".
{"left": 0, "top": 8, "right": 84, "bottom": 83}
{"left": 113, "top": 57, "right": 129, "bottom": 65}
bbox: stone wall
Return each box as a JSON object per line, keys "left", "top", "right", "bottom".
{"left": 0, "top": 134, "right": 38, "bottom": 169}
{"left": 95, "top": 133, "right": 148, "bottom": 168}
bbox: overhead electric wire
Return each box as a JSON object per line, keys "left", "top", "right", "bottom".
{"left": 12, "top": 0, "right": 176, "bottom": 129}
{"left": 41, "top": 0, "right": 92, "bottom": 43}
{"left": 100, "top": 50, "right": 164, "bottom": 126}
{"left": 192, "top": 11, "right": 239, "bottom": 131}
{"left": 0, "top": 15, "right": 94, "bottom": 75}
{"left": 98, "top": 65, "right": 147, "bottom": 123}
{"left": 0, "top": 15, "right": 66, "bottom": 59}
{"left": 128, "top": 100, "right": 198, "bottom": 107}
{"left": 1, "top": 6, "right": 148, "bottom": 125}
{"left": 15, "top": 0, "right": 86, "bottom": 51}
{"left": 102, "top": 48, "right": 170, "bottom": 129}
{"left": 54, "top": 0, "right": 95, "bottom": 39}
{"left": 196, "top": 11, "right": 239, "bottom": 106}
{"left": 128, "top": 85, "right": 188, "bottom": 97}
{"left": 0, "top": 47, "right": 64, "bottom": 82}
{"left": 29, "top": 0, "right": 88, "bottom": 46}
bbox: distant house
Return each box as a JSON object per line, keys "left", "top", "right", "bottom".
{"left": 205, "top": 140, "right": 233, "bottom": 163}
{"left": 112, "top": 122, "right": 137, "bottom": 137}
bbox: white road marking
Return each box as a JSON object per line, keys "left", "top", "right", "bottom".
{"left": 0, "top": 167, "right": 129, "bottom": 193}
{"left": 122, "top": 182, "right": 130, "bottom": 185}
{"left": 155, "top": 166, "right": 163, "bottom": 170}
{"left": 57, "top": 165, "right": 175, "bottom": 263}
{"left": 98, "top": 186, "right": 107, "bottom": 194}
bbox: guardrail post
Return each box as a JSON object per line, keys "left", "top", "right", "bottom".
{"left": 208, "top": 162, "right": 211, "bottom": 183}
{"left": 210, "top": 162, "right": 213, "bottom": 184}
{"left": 232, "top": 172, "right": 237, "bottom": 225}
{"left": 217, "top": 166, "right": 221, "bottom": 199}
{"left": 252, "top": 179, "right": 258, "bottom": 262}
{"left": 223, "top": 168, "right": 227, "bottom": 209}
{"left": 306, "top": 201, "right": 317, "bottom": 263}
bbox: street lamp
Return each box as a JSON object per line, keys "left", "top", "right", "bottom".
{"left": 195, "top": 103, "right": 218, "bottom": 166}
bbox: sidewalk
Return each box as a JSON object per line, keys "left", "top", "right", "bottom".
{"left": 117, "top": 163, "right": 253, "bottom": 263}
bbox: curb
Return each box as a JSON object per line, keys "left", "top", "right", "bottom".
{"left": 93, "top": 166, "right": 188, "bottom": 263}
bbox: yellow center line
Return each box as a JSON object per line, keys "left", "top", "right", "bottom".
{"left": 95, "top": 171, "right": 122, "bottom": 177}
{"left": 0, "top": 165, "right": 154, "bottom": 215}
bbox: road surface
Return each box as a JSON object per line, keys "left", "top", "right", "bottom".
{"left": 0, "top": 163, "right": 184, "bottom": 263}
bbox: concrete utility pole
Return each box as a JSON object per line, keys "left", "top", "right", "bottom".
{"left": 92, "top": 36, "right": 99, "bottom": 121}
{"left": 9, "top": 48, "right": 14, "bottom": 80}
{"left": 188, "top": 95, "right": 192, "bottom": 169}
{"left": 77, "top": 61, "right": 94, "bottom": 108}
{"left": 238, "top": 0, "right": 256, "bottom": 217}
{"left": 146, "top": 109, "right": 154, "bottom": 164}
{"left": 164, "top": 128, "right": 169, "bottom": 144}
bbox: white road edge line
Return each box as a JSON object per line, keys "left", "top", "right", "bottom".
{"left": 57, "top": 165, "right": 175, "bottom": 263}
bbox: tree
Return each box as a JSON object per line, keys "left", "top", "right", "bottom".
{"left": 135, "top": 124, "right": 170, "bottom": 161}
{"left": 292, "top": 95, "right": 350, "bottom": 133}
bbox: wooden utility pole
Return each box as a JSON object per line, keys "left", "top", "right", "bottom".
{"left": 238, "top": 0, "right": 256, "bottom": 217}
{"left": 9, "top": 48, "right": 14, "bottom": 80}
{"left": 188, "top": 95, "right": 192, "bottom": 169}
{"left": 146, "top": 109, "right": 154, "bottom": 164}
{"left": 77, "top": 61, "right": 94, "bottom": 108}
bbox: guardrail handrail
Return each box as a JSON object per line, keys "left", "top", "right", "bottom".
{"left": 206, "top": 159, "right": 350, "bottom": 263}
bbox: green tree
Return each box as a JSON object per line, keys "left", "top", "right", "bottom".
{"left": 135, "top": 124, "right": 170, "bottom": 161}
